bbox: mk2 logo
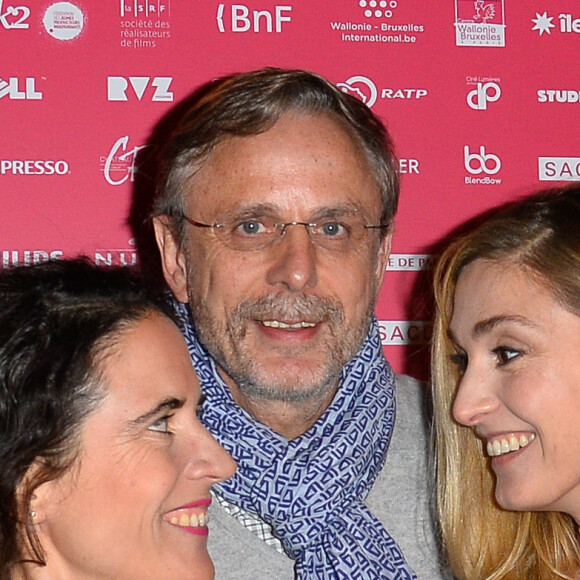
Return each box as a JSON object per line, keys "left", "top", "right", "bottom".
{"left": 467, "top": 81, "right": 501, "bottom": 110}
{"left": 216, "top": 4, "right": 292, "bottom": 32}
{"left": 0, "top": 0, "right": 30, "bottom": 29}
{"left": 0, "top": 77, "right": 42, "bottom": 100}
{"left": 107, "top": 77, "right": 173, "bottom": 102}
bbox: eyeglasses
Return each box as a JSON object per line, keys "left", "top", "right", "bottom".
{"left": 172, "top": 212, "right": 388, "bottom": 252}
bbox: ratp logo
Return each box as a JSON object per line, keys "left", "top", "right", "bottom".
{"left": 455, "top": 0, "right": 505, "bottom": 46}
{"left": 337, "top": 76, "right": 377, "bottom": 107}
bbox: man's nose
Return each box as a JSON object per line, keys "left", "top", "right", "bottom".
{"left": 265, "top": 223, "right": 318, "bottom": 292}
{"left": 452, "top": 367, "right": 500, "bottom": 427}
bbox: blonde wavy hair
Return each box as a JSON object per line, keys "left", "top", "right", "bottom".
{"left": 431, "top": 184, "right": 580, "bottom": 579}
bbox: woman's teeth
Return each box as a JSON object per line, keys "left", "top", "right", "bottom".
{"left": 170, "top": 512, "right": 209, "bottom": 528}
{"left": 486, "top": 433, "right": 536, "bottom": 457}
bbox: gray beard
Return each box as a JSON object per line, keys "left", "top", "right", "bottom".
{"left": 189, "top": 291, "right": 374, "bottom": 404}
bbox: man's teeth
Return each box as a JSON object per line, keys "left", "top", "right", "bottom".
{"left": 486, "top": 433, "right": 536, "bottom": 457}
{"left": 170, "top": 512, "right": 209, "bottom": 528}
{"left": 262, "top": 320, "right": 316, "bottom": 329}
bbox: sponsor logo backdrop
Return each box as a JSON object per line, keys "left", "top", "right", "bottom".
{"left": 2, "top": 0, "right": 579, "bottom": 378}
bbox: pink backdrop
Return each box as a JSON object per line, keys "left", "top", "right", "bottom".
{"left": 2, "top": 0, "right": 579, "bottom": 378}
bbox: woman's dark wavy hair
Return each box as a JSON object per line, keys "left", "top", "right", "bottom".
{"left": 0, "top": 258, "right": 169, "bottom": 578}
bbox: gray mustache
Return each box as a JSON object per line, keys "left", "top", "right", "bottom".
{"left": 230, "top": 293, "right": 344, "bottom": 325}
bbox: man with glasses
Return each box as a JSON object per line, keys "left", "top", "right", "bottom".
{"left": 152, "top": 68, "right": 445, "bottom": 579}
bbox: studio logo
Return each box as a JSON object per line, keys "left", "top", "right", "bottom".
{"left": 43, "top": 2, "right": 84, "bottom": 41}
{"left": 539, "top": 157, "right": 580, "bottom": 181}
{"left": 120, "top": 0, "right": 170, "bottom": 17}
{"left": 467, "top": 81, "right": 501, "bottom": 109}
{"left": 337, "top": 75, "right": 378, "bottom": 107}
{"left": 537, "top": 90, "right": 580, "bottom": 103}
{"left": 102, "top": 136, "right": 150, "bottom": 186}
{"left": 0, "top": 77, "right": 42, "bottom": 100}
{"left": 216, "top": 4, "right": 292, "bottom": 33}
{"left": 0, "top": 0, "right": 30, "bottom": 29}
{"left": 532, "top": 12, "right": 580, "bottom": 35}
{"left": 455, "top": 0, "right": 505, "bottom": 47}
{"left": 107, "top": 77, "right": 173, "bottom": 101}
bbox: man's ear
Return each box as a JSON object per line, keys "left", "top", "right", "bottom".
{"left": 375, "top": 229, "right": 393, "bottom": 287}
{"left": 153, "top": 216, "right": 189, "bottom": 303}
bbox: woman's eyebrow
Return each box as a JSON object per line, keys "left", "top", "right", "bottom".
{"left": 129, "top": 398, "right": 185, "bottom": 426}
{"left": 472, "top": 314, "right": 538, "bottom": 337}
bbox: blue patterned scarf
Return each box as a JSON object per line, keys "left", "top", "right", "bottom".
{"left": 171, "top": 297, "right": 416, "bottom": 579}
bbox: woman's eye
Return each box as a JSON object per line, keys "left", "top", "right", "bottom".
{"left": 148, "top": 416, "right": 172, "bottom": 434}
{"left": 449, "top": 352, "right": 467, "bottom": 374}
{"left": 235, "top": 220, "right": 267, "bottom": 235}
{"left": 493, "top": 347, "right": 521, "bottom": 366}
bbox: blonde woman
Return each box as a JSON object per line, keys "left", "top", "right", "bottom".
{"left": 432, "top": 184, "right": 580, "bottom": 579}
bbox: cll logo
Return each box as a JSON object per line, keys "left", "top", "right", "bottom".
{"left": 532, "top": 12, "right": 580, "bottom": 35}
{"left": 0, "top": 77, "right": 42, "bottom": 100}
{"left": 464, "top": 145, "right": 501, "bottom": 175}
{"left": 467, "top": 81, "right": 501, "bottom": 110}
{"left": 107, "top": 77, "right": 173, "bottom": 101}
{"left": 0, "top": 0, "right": 30, "bottom": 28}
{"left": 216, "top": 4, "right": 292, "bottom": 32}
{"left": 102, "top": 136, "right": 149, "bottom": 186}
{"left": 337, "top": 76, "right": 377, "bottom": 107}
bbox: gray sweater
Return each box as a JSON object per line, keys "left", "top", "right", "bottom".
{"left": 207, "top": 374, "right": 449, "bottom": 579}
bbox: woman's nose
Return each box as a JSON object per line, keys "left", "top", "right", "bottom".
{"left": 452, "top": 368, "right": 500, "bottom": 427}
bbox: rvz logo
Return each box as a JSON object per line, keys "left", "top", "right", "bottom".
{"left": 217, "top": 4, "right": 292, "bottom": 32}
{"left": 467, "top": 82, "right": 501, "bottom": 110}
{"left": 464, "top": 146, "right": 501, "bottom": 174}
{"left": 107, "top": 77, "right": 173, "bottom": 102}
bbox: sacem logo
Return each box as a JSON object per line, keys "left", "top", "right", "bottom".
{"left": 539, "top": 157, "right": 580, "bottom": 181}
{"left": 0, "top": 77, "right": 42, "bottom": 100}
{"left": 379, "top": 320, "right": 432, "bottom": 346}
{"left": 467, "top": 81, "right": 501, "bottom": 110}
{"left": 107, "top": 77, "right": 173, "bottom": 101}
{"left": 336, "top": 76, "right": 377, "bottom": 107}
{"left": 0, "top": 160, "right": 69, "bottom": 175}
{"left": 0, "top": 1, "right": 31, "bottom": 29}
{"left": 464, "top": 145, "right": 501, "bottom": 175}
{"left": 216, "top": 4, "right": 292, "bottom": 33}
